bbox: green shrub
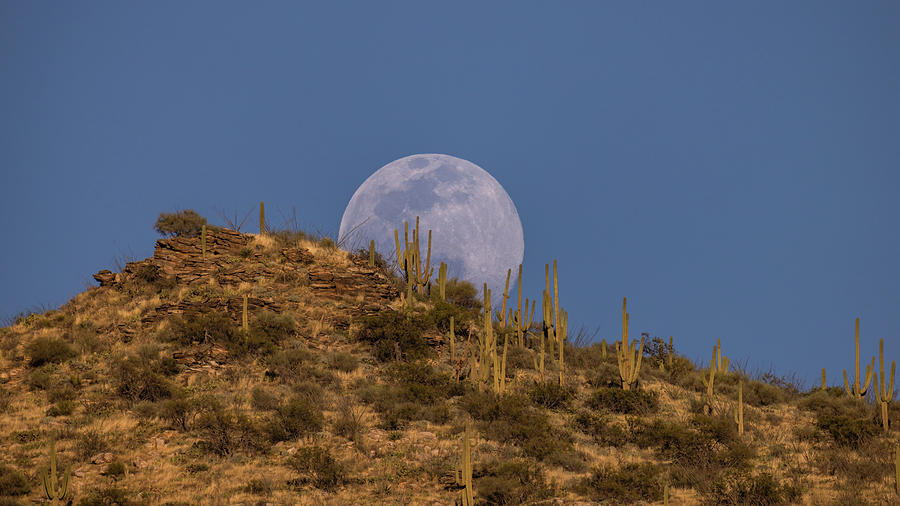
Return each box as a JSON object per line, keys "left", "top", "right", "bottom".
{"left": 25, "top": 337, "right": 76, "bottom": 367}
{"left": 797, "top": 389, "right": 869, "bottom": 419}
{"left": 579, "top": 462, "right": 664, "bottom": 503}
{"left": 443, "top": 278, "right": 479, "bottom": 310}
{"left": 333, "top": 401, "right": 367, "bottom": 445}
{"left": 287, "top": 446, "right": 345, "bottom": 491}
{"left": 476, "top": 458, "right": 553, "bottom": 505}
{"left": 163, "top": 311, "right": 234, "bottom": 346}
{"left": 242, "top": 478, "right": 272, "bottom": 495}
{"left": 527, "top": 381, "right": 575, "bottom": 410}
{"left": 263, "top": 346, "right": 315, "bottom": 383}
{"left": 243, "top": 311, "right": 296, "bottom": 356}
{"left": 585, "top": 363, "right": 621, "bottom": 388}
{"left": 587, "top": 387, "right": 659, "bottom": 415}
{"left": 815, "top": 415, "right": 878, "bottom": 448}
{"left": 194, "top": 396, "right": 267, "bottom": 456}
{"left": 154, "top": 209, "right": 208, "bottom": 237}
{"left": 0, "top": 464, "right": 29, "bottom": 496}
{"left": 357, "top": 311, "right": 430, "bottom": 362}
{"left": 25, "top": 366, "right": 55, "bottom": 390}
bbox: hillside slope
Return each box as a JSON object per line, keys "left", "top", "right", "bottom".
{"left": 0, "top": 229, "right": 898, "bottom": 505}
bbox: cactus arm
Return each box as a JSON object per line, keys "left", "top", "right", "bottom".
{"left": 843, "top": 369, "right": 852, "bottom": 397}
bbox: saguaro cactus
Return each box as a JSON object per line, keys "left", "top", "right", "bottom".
{"left": 242, "top": 295, "right": 249, "bottom": 333}
{"left": 821, "top": 368, "right": 827, "bottom": 391}
{"left": 456, "top": 425, "right": 474, "bottom": 505}
{"left": 713, "top": 338, "right": 729, "bottom": 374}
{"left": 895, "top": 444, "right": 899, "bottom": 496}
{"left": 438, "top": 262, "right": 447, "bottom": 301}
{"left": 703, "top": 358, "right": 716, "bottom": 411}
{"left": 41, "top": 434, "right": 70, "bottom": 506}
{"left": 843, "top": 318, "right": 875, "bottom": 399}
{"left": 512, "top": 265, "right": 534, "bottom": 348}
{"left": 259, "top": 201, "right": 265, "bottom": 234}
{"left": 616, "top": 297, "right": 644, "bottom": 390}
{"left": 874, "top": 338, "right": 895, "bottom": 433}
{"left": 733, "top": 381, "right": 744, "bottom": 436}
{"left": 201, "top": 224, "right": 207, "bottom": 258}
{"left": 369, "top": 240, "right": 375, "bottom": 267}
{"left": 393, "top": 217, "right": 433, "bottom": 294}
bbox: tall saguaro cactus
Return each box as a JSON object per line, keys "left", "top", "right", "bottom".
{"left": 242, "top": 295, "right": 249, "bottom": 333}
{"left": 733, "top": 380, "right": 744, "bottom": 436}
{"left": 713, "top": 338, "right": 729, "bottom": 374}
{"left": 512, "top": 264, "right": 534, "bottom": 348}
{"left": 874, "top": 338, "right": 895, "bottom": 433}
{"left": 393, "top": 217, "right": 433, "bottom": 295}
{"left": 368, "top": 240, "right": 375, "bottom": 267}
{"left": 259, "top": 201, "right": 266, "bottom": 235}
{"left": 456, "top": 424, "right": 475, "bottom": 505}
{"left": 843, "top": 318, "right": 875, "bottom": 399}
{"left": 616, "top": 298, "right": 644, "bottom": 390}
{"left": 41, "top": 434, "right": 70, "bottom": 506}
{"left": 438, "top": 262, "right": 447, "bottom": 301}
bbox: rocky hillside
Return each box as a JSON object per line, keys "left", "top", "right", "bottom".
{"left": 0, "top": 228, "right": 898, "bottom": 505}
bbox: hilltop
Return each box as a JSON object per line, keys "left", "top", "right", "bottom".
{"left": 0, "top": 224, "right": 898, "bottom": 505}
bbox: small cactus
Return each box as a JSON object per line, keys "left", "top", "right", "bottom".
{"left": 703, "top": 358, "right": 716, "bottom": 411}
{"left": 41, "top": 433, "right": 70, "bottom": 506}
{"left": 201, "top": 224, "right": 207, "bottom": 258}
{"left": 368, "top": 239, "right": 375, "bottom": 267}
{"left": 616, "top": 297, "right": 643, "bottom": 390}
{"left": 821, "top": 368, "right": 827, "bottom": 391}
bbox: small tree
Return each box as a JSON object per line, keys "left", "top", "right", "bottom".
{"left": 154, "top": 210, "right": 207, "bottom": 237}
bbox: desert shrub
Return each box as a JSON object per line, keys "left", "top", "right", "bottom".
{"left": 568, "top": 342, "right": 613, "bottom": 369}
{"left": 388, "top": 361, "right": 462, "bottom": 403}
{"left": 46, "top": 400, "right": 75, "bottom": 417}
{"left": 102, "top": 462, "right": 126, "bottom": 479}
{"left": 504, "top": 345, "right": 534, "bottom": 371}
{"left": 587, "top": 387, "right": 659, "bottom": 415}
{"left": 250, "top": 386, "right": 280, "bottom": 411}
{"left": 326, "top": 351, "right": 358, "bottom": 373}
{"left": 25, "top": 337, "right": 76, "bottom": 367}
{"left": 578, "top": 462, "right": 664, "bottom": 503}
{"left": 797, "top": 389, "right": 869, "bottom": 418}
{"left": 243, "top": 311, "right": 296, "bottom": 356}
{"left": 527, "top": 381, "right": 575, "bottom": 410}
{"left": 75, "top": 429, "right": 109, "bottom": 461}
{"left": 77, "top": 486, "right": 134, "bottom": 506}
{"left": 318, "top": 237, "right": 336, "bottom": 249}
{"left": 47, "top": 381, "right": 78, "bottom": 404}
{"left": 461, "top": 390, "right": 583, "bottom": 470}
{"left": 263, "top": 345, "right": 315, "bottom": 383}
{"left": 572, "top": 410, "right": 625, "bottom": 445}
{"left": 476, "top": 458, "right": 553, "bottom": 505}
{"left": 642, "top": 336, "right": 673, "bottom": 369}
{"left": 25, "top": 365, "right": 56, "bottom": 391}
{"left": 0, "top": 464, "right": 29, "bottom": 496}
{"left": 112, "top": 356, "right": 173, "bottom": 402}
{"left": 242, "top": 477, "right": 272, "bottom": 495}
{"left": 357, "top": 311, "right": 429, "bottom": 362}
{"left": 708, "top": 470, "right": 803, "bottom": 505}
{"left": 443, "top": 278, "right": 479, "bottom": 310}
{"left": 585, "top": 363, "right": 621, "bottom": 388}
{"left": 0, "top": 498, "right": 26, "bottom": 506}
{"left": 421, "top": 300, "right": 472, "bottom": 333}
{"left": 815, "top": 415, "right": 878, "bottom": 448}
{"left": 265, "top": 395, "right": 324, "bottom": 443}
{"left": 153, "top": 209, "right": 207, "bottom": 237}
{"left": 333, "top": 401, "right": 367, "bottom": 444}
{"left": 287, "top": 446, "right": 345, "bottom": 490}
{"left": 159, "top": 396, "right": 195, "bottom": 431}
{"left": 163, "top": 311, "right": 234, "bottom": 346}
{"left": 357, "top": 362, "right": 460, "bottom": 429}
{"left": 0, "top": 387, "right": 11, "bottom": 413}
{"left": 743, "top": 380, "right": 789, "bottom": 407}
{"left": 194, "top": 396, "right": 267, "bottom": 456}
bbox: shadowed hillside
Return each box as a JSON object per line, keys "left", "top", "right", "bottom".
{"left": 1, "top": 220, "right": 898, "bottom": 505}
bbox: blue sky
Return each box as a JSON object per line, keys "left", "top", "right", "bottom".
{"left": 2, "top": 1, "right": 898, "bottom": 387}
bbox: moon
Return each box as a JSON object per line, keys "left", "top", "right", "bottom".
{"left": 338, "top": 154, "right": 524, "bottom": 298}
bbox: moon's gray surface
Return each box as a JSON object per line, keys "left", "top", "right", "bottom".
{"left": 338, "top": 154, "right": 524, "bottom": 297}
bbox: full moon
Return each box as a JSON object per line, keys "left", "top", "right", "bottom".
{"left": 338, "top": 154, "right": 524, "bottom": 297}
